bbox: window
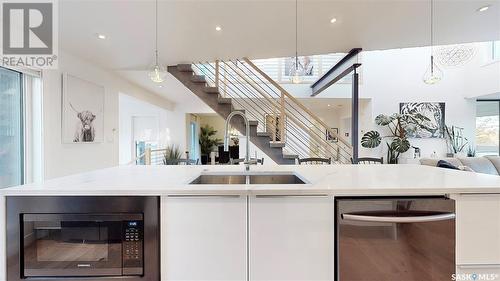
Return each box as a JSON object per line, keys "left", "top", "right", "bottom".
{"left": 251, "top": 53, "right": 357, "bottom": 84}
{"left": 0, "top": 67, "right": 23, "bottom": 188}
{"left": 189, "top": 122, "right": 199, "bottom": 161}
{"left": 476, "top": 101, "right": 499, "bottom": 156}
{"left": 493, "top": 41, "right": 500, "bottom": 60}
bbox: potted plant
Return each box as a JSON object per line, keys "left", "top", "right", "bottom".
{"left": 163, "top": 144, "right": 182, "bottom": 165}
{"left": 199, "top": 125, "right": 221, "bottom": 165}
{"left": 445, "top": 125, "right": 468, "bottom": 157}
{"left": 361, "top": 113, "right": 430, "bottom": 164}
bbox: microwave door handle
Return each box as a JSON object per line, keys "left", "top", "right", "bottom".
{"left": 341, "top": 212, "right": 455, "bottom": 223}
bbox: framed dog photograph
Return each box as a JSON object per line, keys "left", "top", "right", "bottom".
{"left": 62, "top": 73, "right": 105, "bottom": 143}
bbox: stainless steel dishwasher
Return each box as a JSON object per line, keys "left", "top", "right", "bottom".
{"left": 335, "top": 197, "right": 455, "bottom": 281}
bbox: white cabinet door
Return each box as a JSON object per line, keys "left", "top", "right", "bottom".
{"left": 456, "top": 194, "right": 500, "bottom": 265}
{"left": 249, "top": 195, "right": 334, "bottom": 281}
{"left": 162, "top": 195, "right": 247, "bottom": 281}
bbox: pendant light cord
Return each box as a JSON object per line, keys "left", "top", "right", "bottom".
{"left": 430, "top": 0, "right": 434, "bottom": 54}
{"left": 295, "top": 0, "right": 298, "bottom": 70}
{"left": 155, "top": 0, "right": 159, "bottom": 64}
{"left": 430, "top": 0, "right": 434, "bottom": 73}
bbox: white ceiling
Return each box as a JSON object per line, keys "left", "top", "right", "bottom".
{"left": 60, "top": 0, "right": 500, "bottom": 70}
{"left": 59, "top": 0, "right": 500, "bottom": 107}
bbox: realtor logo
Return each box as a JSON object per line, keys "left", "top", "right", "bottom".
{"left": 1, "top": 0, "right": 58, "bottom": 68}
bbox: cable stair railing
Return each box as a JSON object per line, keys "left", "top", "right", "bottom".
{"left": 191, "top": 58, "right": 353, "bottom": 164}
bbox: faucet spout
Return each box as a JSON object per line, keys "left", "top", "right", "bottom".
{"left": 224, "top": 111, "right": 251, "bottom": 171}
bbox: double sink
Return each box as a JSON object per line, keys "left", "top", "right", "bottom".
{"left": 189, "top": 172, "right": 307, "bottom": 185}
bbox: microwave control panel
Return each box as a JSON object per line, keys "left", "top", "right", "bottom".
{"left": 122, "top": 220, "right": 144, "bottom": 275}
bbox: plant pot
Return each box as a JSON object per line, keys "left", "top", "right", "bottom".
{"left": 201, "top": 155, "right": 209, "bottom": 165}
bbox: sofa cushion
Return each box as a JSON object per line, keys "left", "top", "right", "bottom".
{"left": 484, "top": 156, "right": 500, "bottom": 175}
{"left": 436, "top": 160, "right": 460, "bottom": 170}
{"left": 458, "top": 157, "right": 499, "bottom": 175}
{"left": 420, "top": 158, "right": 463, "bottom": 168}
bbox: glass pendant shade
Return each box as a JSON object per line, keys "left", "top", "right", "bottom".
{"left": 291, "top": 72, "right": 301, "bottom": 84}
{"left": 148, "top": 0, "right": 166, "bottom": 84}
{"left": 149, "top": 63, "right": 166, "bottom": 83}
{"left": 423, "top": 56, "right": 443, "bottom": 85}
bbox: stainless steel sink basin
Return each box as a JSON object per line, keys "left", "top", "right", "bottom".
{"left": 248, "top": 174, "right": 305, "bottom": 184}
{"left": 189, "top": 173, "right": 306, "bottom": 185}
{"left": 189, "top": 174, "right": 247, "bottom": 185}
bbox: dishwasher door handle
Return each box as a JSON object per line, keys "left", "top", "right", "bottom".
{"left": 341, "top": 211, "right": 455, "bottom": 223}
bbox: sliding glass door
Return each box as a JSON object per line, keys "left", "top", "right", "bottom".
{"left": 0, "top": 67, "right": 23, "bottom": 188}
{"left": 476, "top": 101, "right": 500, "bottom": 156}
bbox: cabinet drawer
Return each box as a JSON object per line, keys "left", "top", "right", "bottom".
{"left": 456, "top": 194, "right": 500, "bottom": 264}
{"left": 455, "top": 264, "right": 500, "bottom": 281}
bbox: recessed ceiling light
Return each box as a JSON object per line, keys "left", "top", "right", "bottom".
{"left": 330, "top": 18, "right": 337, "bottom": 24}
{"left": 477, "top": 5, "right": 490, "bottom": 12}
{"left": 215, "top": 26, "right": 222, "bottom": 31}
{"left": 327, "top": 104, "right": 331, "bottom": 107}
{"left": 96, "top": 33, "right": 106, "bottom": 40}
{"left": 158, "top": 85, "right": 163, "bottom": 88}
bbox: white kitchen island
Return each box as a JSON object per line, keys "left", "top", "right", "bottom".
{"left": 1, "top": 164, "right": 500, "bottom": 281}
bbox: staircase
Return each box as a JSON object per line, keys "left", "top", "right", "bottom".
{"left": 168, "top": 58, "right": 353, "bottom": 164}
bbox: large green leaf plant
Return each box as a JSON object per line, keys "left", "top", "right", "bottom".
{"left": 361, "top": 113, "right": 430, "bottom": 164}
{"left": 199, "top": 125, "right": 221, "bottom": 156}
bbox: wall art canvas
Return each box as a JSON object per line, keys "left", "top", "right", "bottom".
{"left": 326, "top": 128, "right": 339, "bottom": 143}
{"left": 284, "top": 56, "right": 315, "bottom": 77}
{"left": 62, "top": 74, "right": 105, "bottom": 143}
{"left": 399, "top": 102, "right": 445, "bottom": 138}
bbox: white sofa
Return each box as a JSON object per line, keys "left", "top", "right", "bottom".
{"left": 420, "top": 156, "right": 500, "bottom": 176}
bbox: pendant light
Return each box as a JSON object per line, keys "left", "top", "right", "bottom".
{"left": 423, "top": 0, "right": 443, "bottom": 85}
{"left": 291, "top": 0, "right": 302, "bottom": 84}
{"left": 148, "top": 0, "right": 166, "bottom": 83}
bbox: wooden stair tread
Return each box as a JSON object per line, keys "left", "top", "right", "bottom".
{"left": 191, "top": 75, "right": 206, "bottom": 83}
{"left": 204, "top": 87, "right": 219, "bottom": 93}
{"left": 177, "top": 64, "right": 193, "bottom": 72}
{"left": 269, "top": 142, "right": 286, "bottom": 148}
{"left": 257, "top": 132, "right": 272, "bottom": 137}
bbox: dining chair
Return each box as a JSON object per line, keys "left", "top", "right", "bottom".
{"left": 351, "top": 157, "right": 384, "bottom": 164}
{"left": 298, "top": 157, "right": 332, "bottom": 165}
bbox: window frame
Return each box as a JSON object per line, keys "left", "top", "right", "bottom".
{"left": 476, "top": 99, "right": 500, "bottom": 156}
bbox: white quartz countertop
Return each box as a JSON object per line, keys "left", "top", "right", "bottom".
{"left": 2, "top": 164, "right": 500, "bottom": 196}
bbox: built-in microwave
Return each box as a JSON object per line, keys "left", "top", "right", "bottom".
{"left": 22, "top": 213, "right": 144, "bottom": 278}
{"left": 7, "top": 196, "right": 160, "bottom": 281}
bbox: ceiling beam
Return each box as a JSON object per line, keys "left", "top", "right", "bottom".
{"left": 310, "top": 48, "right": 362, "bottom": 97}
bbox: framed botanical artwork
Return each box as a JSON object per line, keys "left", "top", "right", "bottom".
{"left": 399, "top": 102, "right": 445, "bottom": 138}
{"left": 326, "top": 128, "right": 339, "bottom": 143}
{"left": 62, "top": 73, "right": 105, "bottom": 143}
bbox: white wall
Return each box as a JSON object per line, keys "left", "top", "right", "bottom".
{"left": 42, "top": 51, "right": 174, "bottom": 179}
{"left": 119, "top": 94, "right": 187, "bottom": 165}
